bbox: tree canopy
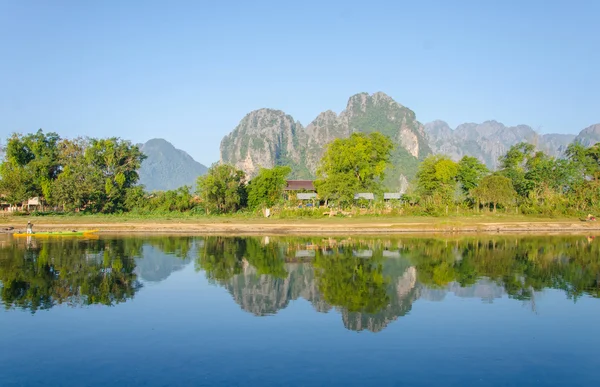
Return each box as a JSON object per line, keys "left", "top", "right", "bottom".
{"left": 471, "top": 174, "right": 517, "bottom": 211}
{"left": 415, "top": 155, "right": 459, "bottom": 204}
{"left": 315, "top": 132, "right": 393, "bottom": 206}
{"left": 247, "top": 166, "right": 291, "bottom": 209}
{"left": 0, "top": 130, "right": 145, "bottom": 212}
{"left": 197, "top": 163, "right": 247, "bottom": 214}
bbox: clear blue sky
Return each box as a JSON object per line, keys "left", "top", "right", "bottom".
{"left": 1, "top": 0, "right": 598, "bottom": 165}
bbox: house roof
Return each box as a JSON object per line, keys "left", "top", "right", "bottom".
{"left": 354, "top": 193, "right": 375, "bottom": 200}
{"left": 285, "top": 180, "right": 315, "bottom": 191}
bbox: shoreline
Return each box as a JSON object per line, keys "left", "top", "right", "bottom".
{"left": 2, "top": 218, "right": 600, "bottom": 235}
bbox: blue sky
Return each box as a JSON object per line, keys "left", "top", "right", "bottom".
{"left": 1, "top": 0, "right": 598, "bottom": 165}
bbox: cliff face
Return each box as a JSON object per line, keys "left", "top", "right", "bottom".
{"left": 219, "top": 109, "right": 309, "bottom": 178}
{"left": 220, "top": 92, "right": 430, "bottom": 188}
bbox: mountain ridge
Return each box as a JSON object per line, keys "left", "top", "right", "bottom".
{"left": 423, "top": 120, "right": 577, "bottom": 169}
{"left": 220, "top": 92, "right": 598, "bottom": 181}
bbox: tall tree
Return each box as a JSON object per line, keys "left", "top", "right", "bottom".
{"left": 197, "top": 163, "right": 247, "bottom": 214}
{"left": 471, "top": 174, "right": 517, "bottom": 212}
{"left": 0, "top": 129, "right": 60, "bottom": 205}
{"left": 457, "top": 156, "right": 488, "bottom": 195}
{"left": 498, "top": 142, "right": 535, "bottom": 198}
{"left": 416, "top": 155, "right": 459, "bottom": 204}
{"left": 52, "top": 138, "right": 104, "bottom": 211}
{"left": 315, "top": 132, "right": 393, "bottom": 206}
{"left": 84, "top": 138, "right": 146, "bottom": 213}
{"left": 247, "top": 166, "right": 291, "bottom": 209}
{"left": 566, "top": 142, "right": 600, "bottom": 181}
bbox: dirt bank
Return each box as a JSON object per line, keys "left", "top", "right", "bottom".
{"left": 2, "top": 218, "right": 600, "bottom": 235}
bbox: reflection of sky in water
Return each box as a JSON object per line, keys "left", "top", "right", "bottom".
{"left": 1, "top": 237, "right": 599, "bottom": 386}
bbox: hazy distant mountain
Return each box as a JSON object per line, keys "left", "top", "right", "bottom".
{"left": 135, "top": 245, "right": 192, "bottom": 283}
{"left": 139, "top": 138, "right": 208, "bottom": 192}
{"left": 423, "top": 120, "right": 575, "bottom": 170}
{"left": 574, "top": 124, "right": 600, "bottom": 147}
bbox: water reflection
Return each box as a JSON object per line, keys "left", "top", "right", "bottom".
{"left": 1, "top": 235, "right": 599, "bottom": 332}
{"left": 0, "top": 238, "right": 143, "bottom": 313}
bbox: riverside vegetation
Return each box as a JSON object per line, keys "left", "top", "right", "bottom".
{"left": 1, "top": 129, "right": 599, "bottom": 218}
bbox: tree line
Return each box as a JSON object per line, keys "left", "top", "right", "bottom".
{"left": 196, "top": 132, "right": 600, "bottom": 216}
{"left": 0, "top": 130, "right": 145, "bottom": 213}
{"left": 1, "top": 129, "right": 599, "bottom": 216}
{"left": 413, "top": 141, "right": 600, "bottom": 215}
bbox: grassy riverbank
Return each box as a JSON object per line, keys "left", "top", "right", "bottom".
{"left": 1, "top": 213, "right": 599, "bottom": 235}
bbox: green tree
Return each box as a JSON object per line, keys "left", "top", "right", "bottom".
{"left": 566, "top": 142, "right": 600, "bottom": 181}
{"left": 315, "top": 132, "right": 393, "bottom": 206}
{"left": 471, "top": 174, "right": 517, "bottom": 212}
{"left": 52, "top": 138, "right": 104, "bottom": 211}
{"left": 197, "top": 163, "right": 247, "bottom": 214}
{"left": 457, "top": 156, "right": 489, "bottom": 195}
{"left": 84, "top": 138, "right": 146, "bottom": 213}
{"left": 498, "top": 142, "right": 535, "bottom": 197}
{"left": 247, "top": 166, "right": 291, "bottom": 209}
{"left": 416, "top": 155, "right": 459, "bottom": 204}
{"left": 0, "top": 129, "right": 60, "bottom": 205}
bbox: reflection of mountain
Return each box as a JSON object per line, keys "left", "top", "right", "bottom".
{"left": 135, "top": 245, "right": 192, "bottom": 283}
{"left": 203, "top": 235, "right": 600, "bottom": 333}
{"left": 217, "top": 251, "right": 420, "bottom": 332}
{"left": 221, "top": 263, "right": 328, "bottom": 316}
{"left": 420, "top": 279, "right": 505, "bottom": 303}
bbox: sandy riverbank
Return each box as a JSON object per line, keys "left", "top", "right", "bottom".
{"left": 1, "top": 216, "right": 599, "bottom": 235}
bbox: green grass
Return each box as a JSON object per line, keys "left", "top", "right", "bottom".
{"left": 0, "top": 211, "right": 581, "bottom": 225}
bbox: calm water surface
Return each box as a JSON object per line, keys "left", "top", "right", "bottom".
{"left": 1, "top": 234, "right": 599, "bottom": 386}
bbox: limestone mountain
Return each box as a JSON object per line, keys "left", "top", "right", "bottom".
{"left": 138, "top": 138, "right": 208, "bottom": 192}
{"left": 220, "top": 92, "right": 431, "bottom": 189}
{"left": 219, "top": 91, "right": 596, "bottom": 183}
{"left": 574, "top": 123, "right": 600, "bottom": 147}
{"left": 424, "top": 120, "right": 576, "bottom": 170}
{"left": 219, "top": 109, "right": 309, "bottom": 178}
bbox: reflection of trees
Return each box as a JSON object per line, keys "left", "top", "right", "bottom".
{"left": 341, "top": 258, "right": 418, "bottom": 333}
{"left": 403, "top": 237, "right": 600, "bottom": 301}
{"left": 195, "top": 237, "right": 246, "bottom": 282}
{"left": 196, "top": 235, "right": 600, "bottom": 333}
{"left": 244, "top": 238, "right": 287, "bottom": 279}
{"left": 314, "top": 249, "right": 389, "bottom": 314}
{"left": 197, "top": 237, "right": 416, "bottom": 331}
{"left": 0, "top": 239, "right": 142, "bottom": 313}
{"left": 146, "top": 236, "right": 194, "bottom": 259}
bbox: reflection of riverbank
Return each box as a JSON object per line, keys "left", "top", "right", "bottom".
{"left": 3, "top": 235, "right": 599, "bottom": 332}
